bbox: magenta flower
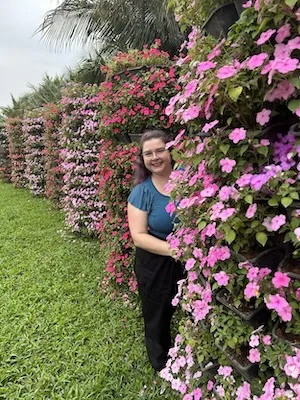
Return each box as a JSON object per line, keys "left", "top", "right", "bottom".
{"left": 207, "top": 381, "right": 214, "bottom": 391}
{"left": 272, "top": 271, "right": 291, "bottom": 289}
{"left": 270, "top": 214, "right": 286, "bottom": 231}
{"left": 196, "top": 61, "right": 216, "bottom": 73}
{"left": 256, "top": 109, "right": 271, "bottom": 126}
{"left": 248, "top": 348, "right": 261, "bottom": 363}
{"left": 295, "top": 227, "right": 300, "bottom": 241}
{"left": 275, "top": 24, "right": 291, "bottom": 43}
{"left": 213, "top": 271, "right": 230, "bottom": 286}
{"left": 288, "top": 36, "right": 300, "bottom": 50}
{"left": 265, "top": 294, "right": 292, "bottom": 321}
{"left": 262, "top": 335, "right": 272, "bottom": 345}
{"left": 216, "top": 65, "right": 238, "bottom": 79}
{"left": 185, "top": 258, "right": 196, "bottom": 271}
{"left": 184, "top": 79, "right": 198, "bottom": 98}
{"left": 219, "top": 207, "right": 236, "bottom": 221}
{"left": 182, "top": 104, "right": 200, "bottom": 122}
{"left": 247, "top": 53, "right": 268, "bottom": 70}
{"left": 275, "top": 57, "right": 299, "bottom": 74}
{"left": 229, "top": 127, "right": 247, "bottom": 143}
{"left": 203, "top": 119, "right": 219, "bottom": 133}
{"left": 243, "top": 0, "right": 252, "bottom": 8}
{"left": 256, "top": 29, "right": 276, "bottom": 45}
{"left": 244, "top": 282, "right": 260, "bottom": 299}
{"left": 249, "top": 334, "right": 259, "bottom": 347}
{"left": 246, "top": 203, "right": 257, "bottom": 219}
{"left": 218, "top": 365, "right": 233, "bottom": 377}
{"left": 220, "top": 158, "right": 236, "bottom": 173}
{"left": 247, "top": 267, "right": 259, "bottom": 281}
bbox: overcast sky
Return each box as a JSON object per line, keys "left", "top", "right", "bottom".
{"left": 0, "top": 0, "right": 86, "bottom": 108}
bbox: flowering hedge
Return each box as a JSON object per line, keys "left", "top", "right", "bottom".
{"left": 6, "top": 117, "right": 27, "bottom": 188}
{"left": 97, "top": 140, "right": 138, "bottom": 294}
{"left": 97, "top": 43, "right": 181, "bottom": 142}
{"left": 159, "top": 0, "right": 300, "bottom": 398}
{"left": 43, "top": 103, "right": 64, "bottom": 208}
{"left": 0, "top": 128, "right": 11, "bottom": 182}
{"left": 60, "top": 83, "right": 105, "bottom": 235}
{"left": 22, "top": 110, "right": 45, "bottom": 196}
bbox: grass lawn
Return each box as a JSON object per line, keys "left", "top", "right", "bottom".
{"left": 0, "top": 182, "right": 178, "bottom": 400}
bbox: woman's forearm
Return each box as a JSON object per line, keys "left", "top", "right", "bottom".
{"left": 132, "top": 233, "right": 172, "bottom": 257}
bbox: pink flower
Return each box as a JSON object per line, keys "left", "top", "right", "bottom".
{"left": 256, "top": 109, "right": 271, "bottom": 126}
{"left": 256, "top": 29, "right": 276, "bottom": 45}
{"left": 248, "top": 348, "right": 261, "bottom": 363}
{"left": 203, "top": 119, "right": 219, "bottom": 133}
{"left": 244, "top": 282, "right": 260, "bottom": 299}
{"left": 247, "top": 267, "right": 259, "bottom": 281}
{"left": 213, "top": 271, "right": 230, "bottom": 286}
{"left": 229, "top": 127, "right": 247, "bottom": 143}
{"left": 243, "top": 0, "right": 252, "bottom": 8}
{"left": 185, "top": 258, "right": 196, "bottom": 271}
{"left": 265, "top": 294, "right": 292, "bottom": 321}
{"left": 275, "top": 24, "right": 291, "bottom": 43}
{"left": 218, "top": 365, "right": 233, "bottom": 377}
{"left": 219, "top": 207, "right": 236, "bottom": 221}
{"left": 284, "top": 354, "right": 300, "bottom": 379}
{"left": 288, "top": 36, "right": 300, "bottom": 50}
{"left": 265, "top": 80, "right": 295, "bottom": 101}
{"left": 254, "top": 0, "right": 260, "bottom": 10}
{"left": 216, "top": 65, "right": 238, "bottom": 79}
{"left": 182, "top": 104, "right": 200, "bottom": 122}
{"left": 262, "top": 335, "right": 272, "bottom": 345}
{"left": 247, "top": 53, "right": 268, "bottom": 70}
{"left": 219, "top": 186, "right": 232, "bottom": 201}
{"left": 207, "top": 381, "right": 214, "bottom": 391}
{"left": 197, "top": 61, "right": 216, "bottom": 73}
{"left": 249, "top": 334, "right": 259, "bottom": 347}
{"left": 236, "top": 382, "right": 251, "bottom": 400}
{"left": 220, "top": 158, "right": 236, "bottom": 173}
{"left": 275, "top": 57, "right": 299, "bottom": 74}
{"left": 294, "top": 227, "right": 300, "bottom": 241}
{"left": 271, "top": 214, "right": 286, "bottom": 231}
{"left": 246, "top": 203, "right": 257, "bottom": 219}
{"left": 272, "top": 271, "right": 290, "bottom": 289}
{"left": 236, "top": 174, "right": 252, "bottom": 188}
{"left": 184, "top": 79, "right": 198, "bottom": 98}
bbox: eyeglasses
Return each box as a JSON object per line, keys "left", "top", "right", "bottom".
{"left": 142, "top": 147, "right": 167, "bottom": 159}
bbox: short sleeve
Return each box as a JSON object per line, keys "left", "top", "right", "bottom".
{"left": 128, "top": 184, "right": 151, "bottom": 212}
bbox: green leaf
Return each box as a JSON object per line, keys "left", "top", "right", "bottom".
{"left": 228, "top": 86, "right": 243, "bottom": 102}
{"left": 257, "top": 17, "right": 271, "bottom": 34}
{"left": 256, "top": 232, "right": 268, "bottom": 247}
{"left": 268, "top": 197, "right": 279, "bottom": 206}
{"left": 227, "top": 117, "right": 233, "bottom": 126}
{"left": 281, "top": 197, "right": 293, "bottom": 208}
{"left": 197, "top": 220, "right": 207, "bottom": 231}
{"left": 225, "top": 229, "right": 236, "bottom": 244}
{"left": 288, "top": 99, "right": 300, "bottom": 112}
{"left": 289, "top": 76, "right": 300, "bottom": 89}
{"left": 245, "top": 195, "right": 253, "bottom": 204}
{"left": 285, "top": 0, "right": 297, "bottom": 8}
{"left": 290, "top": 192, "right": 299, "bottom": 200}
{"left": 219, "top": 144, "right": 230, "bottom": 155}
{"left": 240, "top": 145, "right": 249, "bottom": 156}
{"left": 257, "top": 146, "right": 268, "bottom": 157}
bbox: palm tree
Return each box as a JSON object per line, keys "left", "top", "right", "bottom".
{"left": 36, "top": 0, "right": 184, "bottom": 57}
{"left": 67, "top": 51, "right": 106, "bottom": 84}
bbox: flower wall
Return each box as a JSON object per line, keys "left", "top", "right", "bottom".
{"left": 159, "top": 0, "right": 300, "bottom": 398}
{"left": 0, "top": 128, "right": 11, "bottom": 182}
{"left": 6, "top": 117, "right": 27, "bottom": 188}
{"left": 22, "top": 111, "right": 45, "bottom": 196}
{"left": 60, "top": 83, "right": 105, "bottom": 235}
{"left": 97, "top": 140, "right": 138, "bottom": 294}
{"left": 43, "top": 103, "right": 64, "bottom": 208}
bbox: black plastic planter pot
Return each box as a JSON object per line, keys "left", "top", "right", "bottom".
{"left": 215, "top": 343, "right": 258, "bottom": 381}
{"left": 278, "top": 257, "right": 300, "bottom": 280}
{"left": 233, "top": 246, "right": 288, "bottom": 273}
{"left": 216, "top": 288, "right": 269, "bottom": 328}
{"left": 272, "top": 321, "right": 300, "bottom": 349}
{"left": 233, "top": 0, "right": 246, "bottom": 15}
{"left": 203, "top": 3, "right": 239, "bottom": 39}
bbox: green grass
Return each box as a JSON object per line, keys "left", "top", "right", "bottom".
{"left": 0, "top": 182, "right": 178, "bottom": 400}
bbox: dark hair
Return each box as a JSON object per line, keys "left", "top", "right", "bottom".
{"left": 134, "top": 129, "right": 172, "bottom": 185}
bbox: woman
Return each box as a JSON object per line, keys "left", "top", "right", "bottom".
{"left": 127, "top": 129, "right": 184, "bottom": 371}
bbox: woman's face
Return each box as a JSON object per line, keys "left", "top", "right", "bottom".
{"left": 142, "top": 138, "right": 172, "bottom": 176}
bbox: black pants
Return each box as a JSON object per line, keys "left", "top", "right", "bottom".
{"left": 134, "top": 247, "right": 184, "bottom": 371}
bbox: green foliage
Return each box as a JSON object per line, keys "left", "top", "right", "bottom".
{"left": 0, "top": 182, "right": 178, "bottom": 399}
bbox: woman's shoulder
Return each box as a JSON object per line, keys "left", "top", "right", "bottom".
{"left": 128, "top": 177, "right": 152, "bottom": 210}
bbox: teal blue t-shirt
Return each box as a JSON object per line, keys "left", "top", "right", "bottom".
{"left": 128, "top": 177, "right": 174, "bottom": 240}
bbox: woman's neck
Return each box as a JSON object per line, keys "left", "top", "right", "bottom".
{"left": 151, "top": 171, "right": 171, "bottom": 195}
